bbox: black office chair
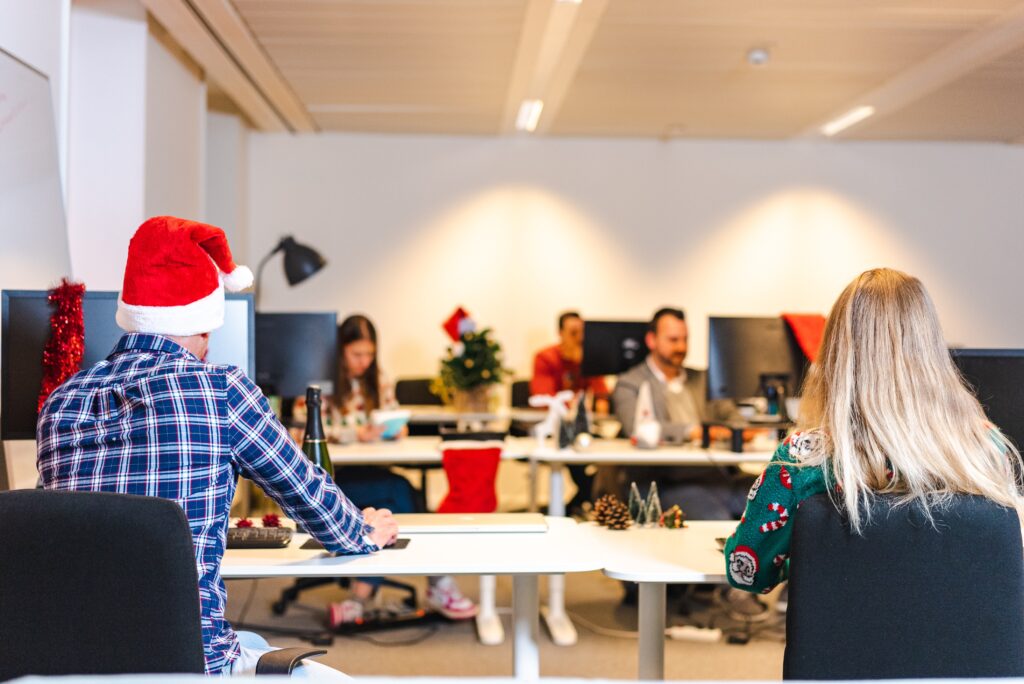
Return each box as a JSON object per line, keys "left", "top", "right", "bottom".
{"left": 394, "top": 378, "right": 443, "bottom": 406}
{"left": 0, "top": 489, "right": 322, "bottom": 681}
{"left": 395, "top": 377, "right": 444, "bottom": 436}
{"left": 509, "top": 379, "right": 533, "bottom": 437}
{"left": 510, "top": 380, "right": 531, "bottom": 408}
{"left": 784, "top": 492, "right": 1024, "bottom": 679}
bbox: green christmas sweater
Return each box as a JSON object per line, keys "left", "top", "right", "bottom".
{"left": 724, "top": 431, "right": 828, "bottom": 593}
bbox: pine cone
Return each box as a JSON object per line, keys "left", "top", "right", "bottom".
{"left": 605, "top": 502, "right": 632, "bottom": 530}
{"left": 592, "top": 494, "right": 620, "bottom": 525}
{"left": 593, "top": 494, "right": 631, "bottom": 529}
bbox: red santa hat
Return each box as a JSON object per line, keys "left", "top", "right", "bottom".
{"left": 116, "top": 216, "right": 253, "bottom": 336}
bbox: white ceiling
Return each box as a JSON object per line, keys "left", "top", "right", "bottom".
{"left": 150, "top": 0, "right": 1024, "bottom": 141}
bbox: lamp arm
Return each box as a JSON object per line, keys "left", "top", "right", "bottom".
{"left": 254, "top": 240, "right": 285, "bottom": 310}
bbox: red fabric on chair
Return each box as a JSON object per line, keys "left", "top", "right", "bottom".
{"left": 437, "top": 442, "right": 502, "bottom": 513}
{"left": 782, "top": 313, "right": 826, "bottom": 363}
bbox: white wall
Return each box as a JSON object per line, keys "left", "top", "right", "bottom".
{"left": 249, "top": 135, "right": 1024, "bottom": 379}
{"left": 205, "top": 111, "right": 249, "bottom": 260}
{"left": 66, "top": 1, "right": 147, "bottom": 289}
{"left": 144, "top": 27, "right": 205, "bottom": 219}
{"left": 0, "top": 0, "right": 70, "bottom": 189}
{"left": 67, "top": 1, "right": 208, "bottom": 290}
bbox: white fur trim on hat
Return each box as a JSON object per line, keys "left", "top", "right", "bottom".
{"left": 116, "top": 284, "right": 225, "bottom": 336}
{"left": 222, "top": 265, "right": 254, "bottom": 293}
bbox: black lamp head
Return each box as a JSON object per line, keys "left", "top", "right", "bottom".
{"left": 279, "top": 236, "right": 326, "bottom": 286}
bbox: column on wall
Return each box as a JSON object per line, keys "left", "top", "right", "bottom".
{"left": 67, "top": 0, "right": 207, "bottom": 290}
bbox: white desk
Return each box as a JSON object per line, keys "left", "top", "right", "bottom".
{"left": 325, "top": 436, "right": 771, "bottom": 649}
{"left": 403, "top": 406, "right": 545, "bottom": 426}
{"left": 527, "top": 441, "right": 771, "bottom": 647}
{"left": 327, "top": 436, "right": 534, "bottom": 466}
{"left": 222, "top": 517, "right": 600, "bottom": 680}
{"left": 595, "top": 521, "right": 738, "bottom": 680}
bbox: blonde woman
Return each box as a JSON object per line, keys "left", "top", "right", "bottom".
{"left": 725, "top": 268, "right": 1023, "bottom": 592}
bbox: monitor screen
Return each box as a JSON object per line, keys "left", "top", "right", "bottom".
{"left": 581, "top": 320, "right": 649, "bottom": 377}
{"left": 952, "top": 349, "right": 1024, "bottom": 451}
{"left": 1, "top": 290, "right": 254, "bottom": 440}
{"left": 255, "top": 312, "right": 338, "bottom": 398}
{"left": 707, "top": 316, "right": 808, "bottom": 401}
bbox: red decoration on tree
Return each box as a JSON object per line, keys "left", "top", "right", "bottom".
{"left": 38, "top": 279, "right": 86, "bottom": 412}
{"left": 261, "top": 513, "right": 281, "bottom": 528}
{"left": 236, "top": 518, "right": 253, "bottom": 528}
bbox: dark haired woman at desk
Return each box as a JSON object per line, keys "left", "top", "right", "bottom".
{"left": 725, "top": 268, "right": 1024, "bottom": 593}
{"left": 326, "top": 314, "right": 477, "bottom": 625}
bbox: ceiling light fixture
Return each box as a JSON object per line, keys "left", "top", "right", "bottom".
{"left": 746, "top": 47, "right": 770, "bottom": 66}
{"left": 516, "top": 100, "right": 544, "bottom": 132}
{"left": 821, "top": 105, "right": 875, "bottom": 137}
{"left": 556, "top": 0, "right": 582, "bottom": 4}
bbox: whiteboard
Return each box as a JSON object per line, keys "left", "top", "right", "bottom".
{"left": 0, "top": 47, "right": 71, "bottom": 290}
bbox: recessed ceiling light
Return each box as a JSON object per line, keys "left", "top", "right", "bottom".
{"left": 821, "top": 106, "right": 875, "bottom": 137}
{"left": 516, "top": 100, "right": 544, "bottom": 132}
{"left": 746, "top": 47, "right": 770, "bottom": 66}
{"left": 556, "top": 0, "right": 582, "bottom": 4}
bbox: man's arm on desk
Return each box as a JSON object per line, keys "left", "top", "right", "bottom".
{"left": 225, "top": 367, "right": 382, "bottom": 554}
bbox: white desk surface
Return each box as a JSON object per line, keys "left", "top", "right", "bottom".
{"left": 221, "top": 516, "right": 601, "bottom": 579}
{"left": 327, "top": 436, "right": 535, "bottom": 465}
{"left": 328, "top": 436, "right": 774, "bottom": 466}
{"left": 531, "top": 440, "right": 774, "bottom": 465}
{"left": 404, "top": 405, "right": 545, "bottom": 425}
{"left": 594, "top": 520, "right": 736, "bottom": 583}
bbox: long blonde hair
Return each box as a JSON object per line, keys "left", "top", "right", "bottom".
{"left": 798, "top": 268, "right": 1023, "bottom": 532}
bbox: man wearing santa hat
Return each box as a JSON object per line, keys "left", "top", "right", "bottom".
{"left": 37, "top": 216, "right": 396, "bottom": 678}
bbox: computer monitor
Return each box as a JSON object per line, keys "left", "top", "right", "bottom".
{"left": 581, "top": 320, "right": 649, "bottom": 377}
{"left": 707, "top": 316, "right": 808, "bottom": 401}
{"left": 952, "top": 349, "right": 1024, "bottom": 450}
{"left": 255, "top": 312, "right": 338, "bottom": 398}
{"left": 1, "top": 290, "right": 254, "bottom": 440}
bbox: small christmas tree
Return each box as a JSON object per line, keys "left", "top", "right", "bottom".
{"left": 628, "top": 482, "right": 645, "bottom": 524}
{"left": 644, "top": 481, "right": 662, "bottom": 527}
{"left": 573, "top": 392, "right": 590, "bottom": 436}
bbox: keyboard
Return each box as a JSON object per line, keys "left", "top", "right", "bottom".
{"left": 226, "top": 526, "right": 294, "bottom": 549}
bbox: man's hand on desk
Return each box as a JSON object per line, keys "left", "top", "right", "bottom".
{"left": 363, "top": 506, "right": 399, "bottom": 548}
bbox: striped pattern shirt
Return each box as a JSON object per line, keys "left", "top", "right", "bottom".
{"left": 36, "top": 333, "right": 376, "bottom": 674}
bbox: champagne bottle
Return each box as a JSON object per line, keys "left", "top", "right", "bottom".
{"left": 302, "top": 385, "right": 333, "bottom": 480}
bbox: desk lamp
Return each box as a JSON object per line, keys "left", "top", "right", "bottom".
{"left": 254, "top": 236, "right": 326, "bottom": 309}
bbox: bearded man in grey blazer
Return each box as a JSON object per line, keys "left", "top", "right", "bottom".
{"left": 603, "top": 307, "right": 753, "bottom": 520}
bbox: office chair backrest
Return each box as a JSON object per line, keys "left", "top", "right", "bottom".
{"left": 510, "top": 380, "right": 531, "bottom": 409}
{"left": 394, "top": 378, "right": 443, "bottom": 406}
{"left": 784, "top": 492, "right": 1024, "bottom": 679}
{"left": 0, "top": 489, "right": 206, "bottom": 680}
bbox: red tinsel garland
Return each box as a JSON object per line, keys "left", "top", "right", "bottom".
{"left": 37, "top": 279, "right": 86, "bottom": 412}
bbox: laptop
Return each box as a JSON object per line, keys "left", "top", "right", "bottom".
{"left": 394, "top": 513, "right": 548, "bottom": 534}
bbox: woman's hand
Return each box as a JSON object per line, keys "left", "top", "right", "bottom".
{"left": 356, "top": 423, "right": 386, "bottom": 442}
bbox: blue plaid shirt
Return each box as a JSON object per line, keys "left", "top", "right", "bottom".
{"left": 36, "top": 333, "right": 377, "bottom": 674}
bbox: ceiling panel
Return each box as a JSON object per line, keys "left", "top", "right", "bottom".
{"left": 549, "top": 0, "right": 1023, "bottom": 138}
{"left": 233, "top": 0, "right": 527, "bottom": 134}
{"left": 849, "top": 44, "right": 1024, "bottom": 141}
{"left": 222, "top": 0, "right": 1024, "bottom": 140}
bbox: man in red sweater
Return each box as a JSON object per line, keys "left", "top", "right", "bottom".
{"left": 530, "top": 311, "right": 610, "bottom": 409}
{"left": 530, "top": 311, "right": 610, "bottom": 513}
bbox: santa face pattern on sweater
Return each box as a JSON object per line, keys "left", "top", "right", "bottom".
{"left": 788, "top": 430, "right": 823, "bottom": 458}
{"left": 728, "top": 546, "right": 759, "bottom": 586}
